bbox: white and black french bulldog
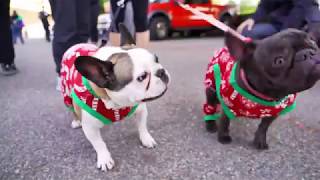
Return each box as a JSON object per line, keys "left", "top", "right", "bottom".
{"left": 60, "top": 24, "right": 170, "bottom": 171}
{"left": 204, "top": 29, "right": 320, "bottom": 150}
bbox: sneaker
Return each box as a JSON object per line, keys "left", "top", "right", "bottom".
{"left": 0, "top": 63, "right": 18, "bottom": 76}
{"left": 56, "top": 76, "right": 61, "bottom": 91}
{"left": 9, "top": 64, "right": 18, "bottom": 71}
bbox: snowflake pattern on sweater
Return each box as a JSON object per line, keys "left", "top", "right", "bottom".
{"left": 60, "top": 43, "right": 137, "bottom": 124}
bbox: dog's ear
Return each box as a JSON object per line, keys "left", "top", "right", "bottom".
{"left": 225, "top": 32, "right": 256, "bottom": 61}
{"left": 75, "top": 56, "right": 116, "bottom": 88}
{"left": 119, "top": 23, "right": 136, "bottom": 47}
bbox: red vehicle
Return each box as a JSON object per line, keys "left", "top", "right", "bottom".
{"left": 148, "top": 0, "right": 236, "bottom": 40}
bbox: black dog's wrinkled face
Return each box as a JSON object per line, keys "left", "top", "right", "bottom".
{"left": 226, "top": 29, "right": 320, "bottom": 99}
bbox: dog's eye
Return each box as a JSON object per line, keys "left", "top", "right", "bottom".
{"left": 137, "top": 72, "right": 148, "bottom": 82}
{"left": 273, "top": 57, "right": 285, "bottom": 66}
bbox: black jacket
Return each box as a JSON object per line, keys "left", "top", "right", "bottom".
{"left": 252, "top": 0, "right": 320, "bottom": 29}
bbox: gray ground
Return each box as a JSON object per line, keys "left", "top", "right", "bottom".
{"left": 1, "top": 38, "right": 320, "bottom": 180}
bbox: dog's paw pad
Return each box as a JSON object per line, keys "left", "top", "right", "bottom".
{"left": 97, "top": 154, "right": 115, "bottom": 171}
{"left": 71, "top": 120, "right": 81, "bottom": 129}
{"left": 140, "top": 133, "right": 157, "bottom": 148}
{"left": 218, "top": 135, "right": 232, "bottom": 144}
{"left": 206, "top": 122, "right": 217, "bottom": 133}
{"left": 253, "top": 140, "right": 269, "bottom": 150}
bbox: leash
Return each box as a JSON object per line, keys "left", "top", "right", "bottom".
{"left": 100, "top": 0, "right": 128, "bottom": 47}
{"left": 175, "top": 1, "right": 251, "bottom": 43}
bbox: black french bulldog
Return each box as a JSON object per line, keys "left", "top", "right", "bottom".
{"left": 205, "top": 28, "right": 320, "bottom": 150}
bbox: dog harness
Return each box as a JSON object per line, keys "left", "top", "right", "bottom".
{"left": 203, "top": 47, "right": 297, "bottom": 121}
{"left": 60, "top": 43, "right": 138, "bottom": 125}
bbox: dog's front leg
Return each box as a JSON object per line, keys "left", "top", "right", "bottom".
{"left": 218, "top": 113, "right": 232, "bottom": 144}
{"left": 205, "top": 87, "right": 219, "bottom": 133}
{"left": 81, "top": 111, "right": 115, "bottom": 171}
{"left": 135, "top": 103, "right": 157, "bottom": 148}
{"left": 253, "top": 117, "right": 275, "bottom": 150}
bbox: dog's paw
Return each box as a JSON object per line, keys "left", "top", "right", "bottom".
{"left": 218, "top": 135, "right": 232, "bottom": 144}
{"left": 140, "top": 132, "right": 157, "bottom": 148}
{"left": 206, "top": 121, "right": 217, "bottom": 133}
{"left": 97, "top": 152, "right": 115, "bottom": 171}
{"left": 71, "top": 120, "right": 82, "bottom": 129}
{"left": 253, "top": 138, "right": 269, "bottom": 150}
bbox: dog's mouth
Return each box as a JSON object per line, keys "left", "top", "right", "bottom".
{"left": 141, "top": 87, "right": 168, "bottom": 102}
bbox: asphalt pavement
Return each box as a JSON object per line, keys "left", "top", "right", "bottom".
{"left": 1, "top": 37, "right": 320, "bottom": 180}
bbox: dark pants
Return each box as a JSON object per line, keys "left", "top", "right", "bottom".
{"left": 44, "top": 25, "right": 50, "bottom": 42}
{"left": 89, "top": 0, "right": 99, "bottom": 43}
{"left": 41, "top": 20, "right": 51, "bottom": 41}
{"left": 242, "top": 23, "right": 280, "bottom": 40}
{"left": 110, "top": 0, "right": 149, "bottom": 32}
{"left": 12, "top": 30, "right": 24, "bottom": 44}
{"left": 0, "top": 0, "right": 15, "bottom": 65}
{"left": 49, "top": 0, "right": 90, "bottom": 74}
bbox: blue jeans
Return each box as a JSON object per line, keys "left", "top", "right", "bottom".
{"left": 12, "top": 30, "right": 24, "bottom": 44}
{"left": 242, "top": 23, "right": 280, "bottom": 39}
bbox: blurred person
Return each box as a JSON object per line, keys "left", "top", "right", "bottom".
{"left": 0, "top": 0, "right": 18, "bottom": 75}
{"left": 11, "top": 10, "right": 25, "bottom": 44}
{"left": 38, "top": 8, "right": 51, "bottom": 42}
{"left": 109, "top": 0, "right": 149, "bottom": 48}
{"left": 97, "top": 12, "right": 112, "bottom": 46}
{"left": 89, "top": 0, "right": 100, "bottom": 44}
{"left": 49, "top": 0, "right": 91, "bottom": 90}
{"left": 237, "top": 0, "right": 320, "bottom": 39}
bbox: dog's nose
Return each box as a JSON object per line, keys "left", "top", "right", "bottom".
{"left": 295, "top": 49, "right": 316, "bottom": 62}
{"left": 156, "top": 69, "right": 169, "bottom": 84}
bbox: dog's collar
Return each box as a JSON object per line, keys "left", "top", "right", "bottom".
{"left": 229, "top": 62, "right": 291, "bottom": 106}
{"left": 239, "top": 68, "right": 275, "bottom": 101}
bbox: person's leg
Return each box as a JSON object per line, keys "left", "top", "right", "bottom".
{"left": 0, "top": 0, "right": 18, "bottom": 75}
{"left": 52, "top": 41, "right": 69, "bottom": 74}
{"left": 50, "top": 0, "right": 90, "bottom": 75}
{"left": 131, "top": 0, "right": 149, "bottom": 48}
{"left": 51, "top": 0, "right": 73, "bottom": 74}
{"left": 12, "top": 31, "right": 17, "bottom": 44}
{"left": 109, "top": 0, "right": 126, "bottom": 46}
{"left": 75, "top": 0, "right": 90, "bottom": 42}
{"left": 44, "top": 22, "right": 51, "bottom": 42}
{"left": 19, "top": 30, "right": 24, "bottom": 44}
{"left": 45, "top": 26, "right": 51, "bottom": 42}
{"left": 50, "top": 0, "right": 89, "bottom": 90}
{"left": 124, "top": 1, "right": 134, "bottom": 36}
{"left": 89, "top": 0, "right": 99, "bottom": 43}
{"left": 242, "top": 23, "right": 279, "bottom": 39}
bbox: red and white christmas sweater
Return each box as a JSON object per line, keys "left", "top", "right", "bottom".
{"left": 203, "top": 47, "right": 297, "bottom": 121}
{"left": 60, "top": 43, "right": 138, "bottom": 125}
